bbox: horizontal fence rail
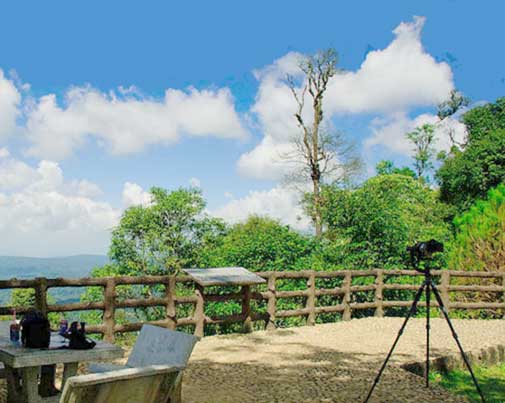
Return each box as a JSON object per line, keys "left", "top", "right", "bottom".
{"left": 0, "top": 269, "right": 504, "bottom": 342}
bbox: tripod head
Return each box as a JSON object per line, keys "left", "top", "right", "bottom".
{"left": 406, "top": 239, "right": 444, "bottom": 274}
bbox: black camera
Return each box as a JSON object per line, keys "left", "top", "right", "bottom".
{"left": 407, "top": 239, "right": 444, "bottom": 270}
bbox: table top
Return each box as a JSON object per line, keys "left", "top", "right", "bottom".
{"left": 0, "top": 333, "right": 123, "bottom": 368}
{"left": 183, "top": 267, "right": 266, "bottom": 286}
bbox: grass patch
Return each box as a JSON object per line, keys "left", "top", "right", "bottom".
{"left": 430, "top": 362, "right": 505, "bottom": 403}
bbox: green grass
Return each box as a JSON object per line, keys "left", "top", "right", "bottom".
{"left": 430, "top": 362, "right": 505, "bottom": 403}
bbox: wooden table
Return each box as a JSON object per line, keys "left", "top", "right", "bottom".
{"left": 183, "top": 267, "right": 266, "bottom": 336}
{"left": 0, "top": 333, "right": 123, "bottom": 403}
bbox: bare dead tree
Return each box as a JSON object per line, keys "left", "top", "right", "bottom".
{"left": 284, "top": 49, "right": 362, "bottom": 237}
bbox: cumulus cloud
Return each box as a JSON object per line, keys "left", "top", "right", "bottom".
{"left": 0, "top": 150, "right": 120, "bottom": 256}
{"left": 239, "top": 16, "right": 454, "bottom": 180}
{"left": 365, "top": 113, "right": 467, "bottom": 155}
{"left": 0, "top": 69, "right": 21, "bottom": 139}
{"left": 22, "top": 85, "right": 247, "bottom": 160}
{"left": 212, "top": 185, "right": 311, "bottom": 232}
{"left": 122, "top": 182, "right": 152, "bottom": 208}
{"left": 324, "top": 16, "right": 453, "bottom": 114}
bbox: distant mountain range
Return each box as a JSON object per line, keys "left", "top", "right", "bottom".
{"left": 0, "top": 255, "right": 109, "bottom": 305}
{"left": 0, "top": 255, "right": 108, "bottom": 280}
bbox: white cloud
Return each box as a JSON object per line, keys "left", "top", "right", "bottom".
{"left": 239, "top": 16, "right": 454, "bottom": 180}
{"left": 212, "top": 185, "right": 311, "bottom": 232}
{"left": 122, "top": 182, "right": 152, "bottom": 208}
{"left": 0, "top": 150, "right": 120, "bottom": 256}
{"left": 325, "top": 16, "right": 453, "bottom": 114}
{"left": 0, "top": 69, "right": 21, "bottom": 140}
{"left": 23, "top": 85, "right": 248, "bottom": 160}
{"left": 365, "top": 112, "right": 467, "bottom": 155}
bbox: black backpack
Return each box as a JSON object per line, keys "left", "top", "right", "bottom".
{"left": 21, "top": 310, "right": 51, "bottom": 348}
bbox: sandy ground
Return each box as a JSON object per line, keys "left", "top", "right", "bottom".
{"left": 1, "top": 318, "right": 504, "bottom": 402}
{"left": 183, "top": 318, "right": 505, "bottom": 402}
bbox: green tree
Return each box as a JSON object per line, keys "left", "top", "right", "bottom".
{"left": 406, "top": 123, "right": 436, "bottom": 180}
{"left": 436, "top": 129, "right": 505, "bottom": 211}
{"left": 461, "top": 97, "right": 505, "bottom": 142}
{"left": 448, "top": 184, "right": 505, "bottom": 272}
{"left": 375, "top": 160, "right": 416, "bottom": 178}
{"left": 318, "top": 174, "right": 452, "bottom": 268}
{"left": 108, "top": 187, "right": 226, "bottom": 276}
{"left": 202, "top": 216, "right": 312, "bottom": 272}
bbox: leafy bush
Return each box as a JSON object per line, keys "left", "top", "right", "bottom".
{"left": 449, "top": 184, "right": 505, "bottom": 272}
{"left": 318, "top": 174, "right": 452, "bottom": 269}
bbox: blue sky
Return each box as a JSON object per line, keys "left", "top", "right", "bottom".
{"left": 0, "top": 1, "right": 503, "bottom": 256}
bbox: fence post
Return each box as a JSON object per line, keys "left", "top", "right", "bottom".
{"left": 342, "top": 273, "right": 352, "bottom": 321}
{"left": 502, "top": 275, "right": 505, "bottom": 317}
{"left": 266, "top": 274, "right": 277, "bottom": 330}
{"left": 103, "top": 278, "right": 116, "bottom": 343}
{"left": 241, "top": 285, "right": 253, "bottom": 333}
{"left": 165, "top": 276, "right": 177, "bottom": 330}
{"left": 440, "top": 271, "right": 451, "bottom": 316}
{"left": 374, "top": 270, "right": 384, "bottom": 318}
{"left": 306, "top": 272, "right": 316, "bottom": 326}
{"left": 34, "top": 277, "right": 48, "bottom": 317}
{"left": 194, "top": 284, "right": 205, "bottom": 338}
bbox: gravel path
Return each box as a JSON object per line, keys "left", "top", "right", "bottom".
{"left": 0, "top": 318, "right": 503, "bottom": 402}
{"left": 183, "top": 318, "right": 505, "bottom": 402}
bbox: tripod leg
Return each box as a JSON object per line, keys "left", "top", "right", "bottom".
{"left": 364, "top": 282, "right": 426, "bottom": 403}
{"left": 430, "top": 282, "right": 486, "bottom": 403}
{"left": 425, "top": 280, "right": 430, "bottom": 387}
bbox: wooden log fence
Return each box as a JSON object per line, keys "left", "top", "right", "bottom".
{"left": 0, "top": 269, "right": 504, "bottom": 342}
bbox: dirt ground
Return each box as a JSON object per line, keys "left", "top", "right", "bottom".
{"left": 183, "top": 317, "right": 505, "bottom": 402}
{"left": 1, "top": 317, "right": 504, "bottom": 402}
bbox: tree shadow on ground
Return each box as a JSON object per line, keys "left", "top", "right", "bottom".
{"left": 185, "top": 343, "right": 467, "bottom": 403}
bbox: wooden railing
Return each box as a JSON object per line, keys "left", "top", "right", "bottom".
{"left": 0, "top": 269, "right": 504, "bottom": 342}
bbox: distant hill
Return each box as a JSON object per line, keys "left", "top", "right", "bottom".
{"left": 0, "top": 255, "right": 108, "bottom": 280}
{"left": 0, "top": 255, "right": 109, "bottom": 305}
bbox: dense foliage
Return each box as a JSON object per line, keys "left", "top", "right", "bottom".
{"left": 448, "top": 184, "right": 505, "bottom": 272}
{"left": 201, "top": 216, "right": 312, "bottom": 272}
{"left": 437, "top": 98, "right": 505, "bottom": 211}
{"left": 107, "top": 187, "right": 225, "bottom": 276}
{"left": 318, "top": 174, "right": 451, "bottom": 268}
{"left": 437, "top": 129, "right": 505, "bottom": 211}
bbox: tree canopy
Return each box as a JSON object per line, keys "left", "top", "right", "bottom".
{"left": 318, "top": 174, "right": 452, "bottom": 268}
{"left": 202, "top": 216, "right": 312, "bottom": 272}
{"left": 107, "top": 187, "right": 225, "bottom": 276}
{"left": 437, "top": 129, "right": 505, "bottom": 211}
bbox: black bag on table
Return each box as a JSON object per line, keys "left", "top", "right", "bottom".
{"left": 66, "top": 321, "right": 96, "bottom": 350}
{"left": 21, "top": 309, "right": 50, "bottom": 348}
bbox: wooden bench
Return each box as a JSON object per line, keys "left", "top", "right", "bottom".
{"left": 60, "top": 365, "right": 182, "bottom": 403}
{"left": 88, "top": 324, "right": 198, "bottom": 402}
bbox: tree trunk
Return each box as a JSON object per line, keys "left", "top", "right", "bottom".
{"left": 312, "top": 176, "right": 322, "bottom": 237}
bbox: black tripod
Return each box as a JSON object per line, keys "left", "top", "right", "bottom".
{"left": 364, "top": 266, "right": 486, "bottom": 403}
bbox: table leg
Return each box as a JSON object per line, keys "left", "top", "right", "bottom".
{"left": 39, "top": 365, "right": 56, "bottom": 397}
{"left": 62, "top": 362, "right": 78, "bottom": 390}
{"left": 21, "top": 366, "right": 40, "bottom": 403}
{"left": 4, "top": 365, "right": 21, "bottom": 403}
